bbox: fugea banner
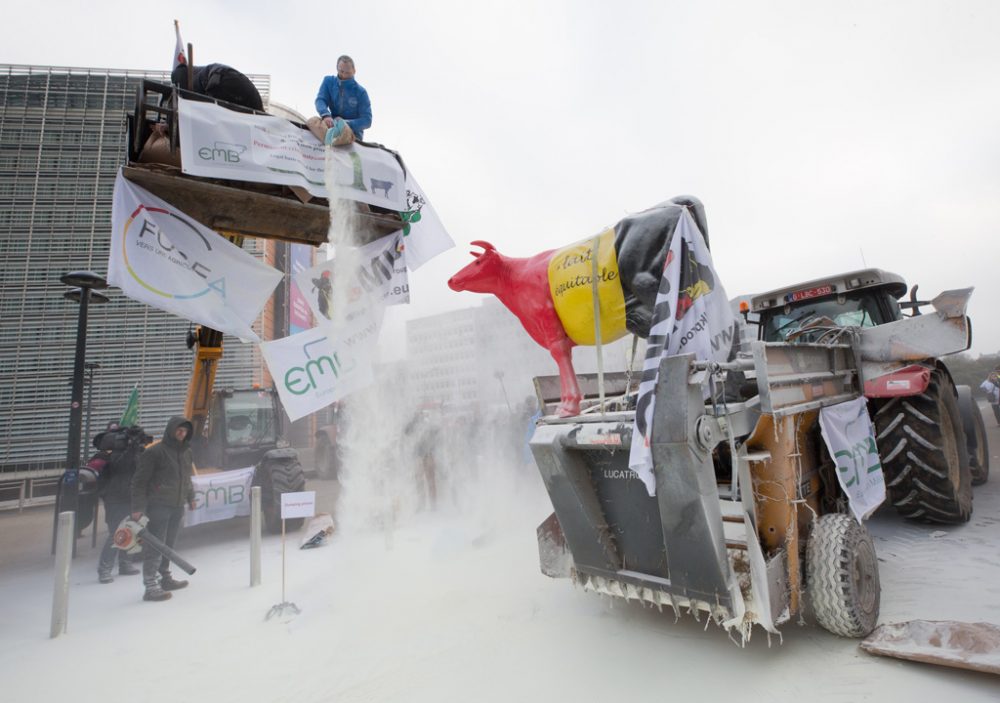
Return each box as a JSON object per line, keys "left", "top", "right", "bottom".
{"left": 107, "top": 172, "right": 282, "bottom": 342}
{"left": 178, "top": 97, "right": 405, "bottom": 210}
{"left": 819, "top": 398, "right": 886, "bottom": 522}
{"left": 184, "top": 467, "right": 255, "bottom": 527}
{"left": 629, "top": 208, "right": 737, "bottom": 496}
{"left": 294, "top": 231, "right": 409, "bottom": 326}
{"left": 259, "top": 319, "right": 377, "bottom": 422}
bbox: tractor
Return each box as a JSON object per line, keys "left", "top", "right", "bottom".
{"left": 750, "top": 269, "right": 989, "bottom": 523}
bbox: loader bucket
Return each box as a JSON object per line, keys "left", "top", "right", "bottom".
{"left": 528, "top": 341, "right": 872, "bottom": 639}
{"left": 529, "top": 354, "right": 746, "bottom": 626}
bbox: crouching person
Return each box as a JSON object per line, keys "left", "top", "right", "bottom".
{"left": 131, "top": 416, "right": 196, "bottom": 602}
{"left": 95, "top": 424, "right": 143, "bottom": 583}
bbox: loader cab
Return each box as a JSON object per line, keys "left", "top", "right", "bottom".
{"left": 194, "top": 388, "right": 286, "bottom": 470}
{"left": 750, "top": 269, "right": 907, "bottom": 343}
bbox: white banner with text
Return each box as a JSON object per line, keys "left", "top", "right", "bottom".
{"left": 184, "top": 467, "right": 255, "bottom": 527}
{"left": 259, "top": 318, "right": 378, "bottom": 422}
{"left": 107, "top": 172, "right": 282, "bottom": 342}
{"left": 178, "top": 97, "right": 405, "bottom": 210}
{"left": 294, "top": 231, "right": 409, "bottom": 327}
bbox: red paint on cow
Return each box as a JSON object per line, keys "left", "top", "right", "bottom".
{"left": 448, "top": 241, "right": 583, "bottom": 417}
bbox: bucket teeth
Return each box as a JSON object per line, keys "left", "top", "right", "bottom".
{"left": 668, "top": 593, "right": 681, "bottom": 620}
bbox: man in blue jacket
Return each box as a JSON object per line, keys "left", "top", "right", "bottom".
{"left": 313, "top": 55, "right": 372, "bottom": 144}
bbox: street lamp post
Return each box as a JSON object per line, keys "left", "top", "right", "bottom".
{"left": 52, "top": 271, "right": 108, "bottom": 555}
{"left": 82, "top": 362, "right": 101, "bottom": 464}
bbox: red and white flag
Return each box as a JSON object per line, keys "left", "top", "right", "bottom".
{"left": 173, "top": 20, "right": 187, "bottom": 70}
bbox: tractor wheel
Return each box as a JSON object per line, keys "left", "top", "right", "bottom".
{"left": 259, "top": 458, "right": 307, "bottom": 534}
{"left": 807, "top": 513, "right": 880, "bottom": 638}
{"left": 871, "top": 371, "right": 973, "bottom": 523}
{"left": 957, "top": 386, "right": 990, "bottom": 486}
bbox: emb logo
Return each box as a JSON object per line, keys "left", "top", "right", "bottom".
{"left": 284, "top": 339, "right": 354, "bottom": 396}
{"left": 198, "top": 141, "right": 246, "bottom": 163}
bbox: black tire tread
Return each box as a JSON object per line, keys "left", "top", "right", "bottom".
{"left": 872, "top": 372, "right": 972, "bottom": 524}
{"left": 261, "top": 458, "right": 307, "bottom": 534}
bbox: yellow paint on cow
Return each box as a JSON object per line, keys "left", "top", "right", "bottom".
{"left": 547, "top": 228, "right": 628, "bottom": 345}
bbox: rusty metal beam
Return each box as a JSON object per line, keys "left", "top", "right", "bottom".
{"left": 122, "top": 165, "right": 402, "bottom": 247}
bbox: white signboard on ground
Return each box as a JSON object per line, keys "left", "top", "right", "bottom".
{"left": 184, "top": 467, "right": 255, "bottom": 527}
{"left": 819, "top": 397, "right": 886, "bottom": 522}
{"left": 281, "top": 491, "right": 316, "bottom": 520}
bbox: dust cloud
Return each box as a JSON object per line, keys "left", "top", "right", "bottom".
{"left": 321, "top": 151, "right": 547, "bottom": 549}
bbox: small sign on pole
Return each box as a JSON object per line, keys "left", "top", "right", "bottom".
{"left": 280, "top": 491, "right": 316, "bottom": 520}
{"left": 266, "top": 491, "right": 315, "bottom": 621}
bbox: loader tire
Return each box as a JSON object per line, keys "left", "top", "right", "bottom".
{"left": 957, "top": 386, "right": 989, "bottom": 486}
{"left": 871, "top": 371, "right": 972, "bottom": 523}
{"left": 260, "top": 458, "right": 307, "bottom": 534}
{"left": 807, "top": 513, "right": 880, "bottom": 638}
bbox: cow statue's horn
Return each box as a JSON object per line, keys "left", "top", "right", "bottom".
{"left": 470, "top": 240, "right": 495, "bottom": 252}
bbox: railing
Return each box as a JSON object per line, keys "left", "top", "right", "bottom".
{"left": 0, "top": 469, "right": 63, "bottom": 511}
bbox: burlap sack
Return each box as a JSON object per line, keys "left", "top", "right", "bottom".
{"left": 138, "top": 124, "right": 181, "bottom": 167}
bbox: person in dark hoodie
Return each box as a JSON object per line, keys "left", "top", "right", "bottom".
{"left": 131, "top": 416, "right": 196, "bottom": 602}
{"left": 170, "top": 63, "right": 264, "bottom": 112}
{"left": 95, "top": 423, "right": 145, "bottom": 583}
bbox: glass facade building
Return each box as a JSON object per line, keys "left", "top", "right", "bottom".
{"left": 0, "top": 64, "right": 280, "bottom": 475}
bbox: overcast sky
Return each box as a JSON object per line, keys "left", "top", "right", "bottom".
{"left": 5, "top": 0, "right": 999, "bottom": 355}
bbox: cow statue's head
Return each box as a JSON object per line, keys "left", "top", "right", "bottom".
{"left": 447, "top": 241, "right": 503, "bottom": 293}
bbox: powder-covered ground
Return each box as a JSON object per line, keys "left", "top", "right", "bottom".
{"left": 1, "top": 414, "right": 998, "bottom": 703}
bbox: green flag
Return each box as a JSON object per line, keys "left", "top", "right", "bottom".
{"left": 120, "top": 384, "right": 140, "bottom": 427}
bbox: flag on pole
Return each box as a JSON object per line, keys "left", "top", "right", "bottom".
{"left": 628, "top": 208, "right": 737, "bottom": 496}
{"left": 119, "top": 384, "right": 140, "bottom": 427}
{"left": 173, "top": 20, "right": 187, "bottom": 70}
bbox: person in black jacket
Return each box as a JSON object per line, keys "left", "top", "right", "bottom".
{"left": 131, "top": 416, "right": 196, "bottom": 602}
{"left": 94, "top": 424, "right": 145, "bottom": 583}
{"left": 170, "top": 63, "right": 264, "bottom": 111}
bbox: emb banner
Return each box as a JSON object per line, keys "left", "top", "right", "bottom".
{"left": 819, "top": 398, "right": 886, "bottom": 522}
{"left": 178, "top": 97, "right": 405, "bottom": 210}
{"left": 184, "top": 467, "right": 255, "bottom": 527}
{"left": 260, "top": 319, "right": 378, "bottom": 422}
{"left": 176, "top": 96, "right": 453, "bottom": 269}
{"left": 107, "top": 172, "right": 282, "bottom": 342}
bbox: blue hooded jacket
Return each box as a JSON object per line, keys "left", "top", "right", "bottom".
{"left": 314, "top": 76, "right": 372, "bottom": 140}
